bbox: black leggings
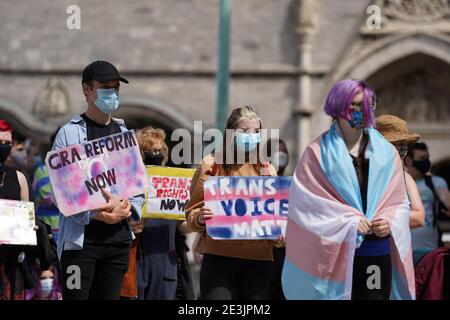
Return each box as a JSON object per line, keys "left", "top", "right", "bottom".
{"left": 352, "top": 254, "right": 392, "bottom": 300}
{"left": 200, "top": 254, "right": 273, "bottom": 300}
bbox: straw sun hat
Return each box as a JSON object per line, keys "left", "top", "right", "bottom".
{"left": 375, "top": 114, "right": 420, "bottom": 144}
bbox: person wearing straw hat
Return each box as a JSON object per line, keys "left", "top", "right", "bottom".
{"left": 376, "top": 115, "right": 425, "bottom": 231}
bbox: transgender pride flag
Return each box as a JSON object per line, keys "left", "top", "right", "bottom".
{"left": 282, "top": 122, "right": 415, "bottom": 300}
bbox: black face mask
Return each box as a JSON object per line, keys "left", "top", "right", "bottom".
{"left": 413, "top": 159, "right": 431, "bottom": 175}
{"left": 0, "top": 144, "right": 12, "bottom": 163}
{"left": 144, "top": 152, "right": 164, "bottom": 166}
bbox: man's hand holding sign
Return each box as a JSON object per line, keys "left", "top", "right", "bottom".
{"left": 93, "top": 189, "right": 132, "bottom": 224}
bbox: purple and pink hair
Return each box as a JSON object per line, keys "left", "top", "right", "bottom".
{"left": 323, "top": 79, "right": 377, "bottom": 127}
{"left": 25, "top": 265, "right": 62, "bottom": 300}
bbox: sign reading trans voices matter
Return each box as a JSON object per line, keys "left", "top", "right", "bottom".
{"left": 45, "top": 130, "right": 150, "bottom": 216}
{"left": 204, "top": 176, "right": 292, "bottom": 240}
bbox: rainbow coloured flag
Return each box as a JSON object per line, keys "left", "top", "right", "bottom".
{"left": 282, "top": 122, "right": 415, "bottom": 300}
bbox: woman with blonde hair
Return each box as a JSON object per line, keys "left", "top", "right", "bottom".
{"left": 136, "top": 127, "right": 169, "bottom": 166}
{"left": 186, "top": 106, "right": 282, "bottom": 300}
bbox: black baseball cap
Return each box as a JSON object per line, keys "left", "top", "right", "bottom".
{"left": 81, "top": 60, "right": 129, "bottom": 84}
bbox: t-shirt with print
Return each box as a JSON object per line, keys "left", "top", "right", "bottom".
{"left": 411, "top": 175, "right": 448, "bottom": 257}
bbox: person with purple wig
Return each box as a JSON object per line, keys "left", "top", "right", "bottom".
{"left": 283, "top": 79, "right": 415, "bottom": 300}
{"left": 324, "top": 79, "right": 393, "bottom": 299}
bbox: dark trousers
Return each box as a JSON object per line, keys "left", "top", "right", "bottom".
{"left": 61, "top": 243, "right": 130, "bottom": 300}
{"left": 137, "top": 253, "right": 177, "bottom": 300}
{"left": 200, "top": 254, "right": 273, "bottom": 300}
{"left": 352, "top": 254, "right": 392, "bottom": 300}
{"left": 267, "top": 247, "right": 286, "bottom": 300}
{"left": 444, "top": 254, "right": 450, "bottom": 300}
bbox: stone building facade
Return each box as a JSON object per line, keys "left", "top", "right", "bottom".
{"left": 0, "top": 0, "right": 449, "bottom": 176}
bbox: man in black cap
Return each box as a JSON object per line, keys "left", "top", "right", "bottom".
{"left": 52, "top": 61, "right": 144, "bottom": 300}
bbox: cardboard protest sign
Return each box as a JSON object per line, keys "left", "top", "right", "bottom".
{"left": 143, "top": 166, "right": 196, "bottom": 220}
{"left": 0, "top": 199, "right": 36, "bottom": 245}
{"left": 45, "top": 130, "right": 150, "bottom": 216}
{"left": 204, "top": 176, "right": 292, "bottom": 240}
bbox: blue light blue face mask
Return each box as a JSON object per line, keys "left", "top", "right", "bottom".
{"left": 235, "top": 132, "right": 261, "bottom": 152}
{"left": 94, "top": 88, "right": 119, "bottom": 114}
{"left": 348, "top": 110, "right": 366, "bottom": 129}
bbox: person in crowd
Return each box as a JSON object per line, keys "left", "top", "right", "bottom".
{"left": 0, "top": 120, "right": 32, "bottom": 300}
{"left": 376, "top": 115, "right": 425, "bottom": 229}
{"left": 282, "top": 79, "right": 415, "bottom": 300}
{"left": 5, "top": 131, "right": 41, "bottom": 182}
{"left": 0, "top": 120, "right": 57, "bottom": 300}
{"left": 186, "top": 106, "right": 283, "bottom": 300}
{"left": 32, "top": 129, "right": 61, "bottom": 241}
{"left": 404, "top": 142, "right": 450, "bottom": 264}
{"left": 52, "top": 61, "right": 144, "bottom": 300}
{"left": 26, "top": 265, "right": 62, "bottom": 300}
{"left": 265, "top": 138, "right": 289, "bottom": 300}
{"left": 129, "top": 127, "right": 192, "bottom": 300}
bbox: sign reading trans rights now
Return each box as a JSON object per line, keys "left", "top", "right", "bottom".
{"left": 204, "top": 176, "right": 291, "bottom": 240}
{"left": 45, "top": 130, "right": 150, "bottom": 216}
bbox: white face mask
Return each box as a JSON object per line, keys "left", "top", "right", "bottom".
{"left": 40, "top": 278, "right": 54, "bottom": 297}
{"left": 272, "top": 151, "right": 288, "bottom": 171}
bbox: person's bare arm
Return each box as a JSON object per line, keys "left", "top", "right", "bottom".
{"left": 17, "top": 171, "right": 29, "bottom": 201}
{"left": 177, "top": 220, "right": 192, "bottom": 234}
{"left": 436, "top": 188, "right": 450, "bottom": 217}
{"left": 405, "top": 173, "right": 425, "bottom": 229}
{"left": 185, "top": 155, "right": 215, "bottom": 232}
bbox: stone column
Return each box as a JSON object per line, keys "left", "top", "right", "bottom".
{"left": 294, "top": 0, "right": 319, "bottom": 157}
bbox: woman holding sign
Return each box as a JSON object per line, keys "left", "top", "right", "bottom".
{"left": 282, "top": 79, "right": 415, "bottom": 300}
{"left": 123, "top": 127, "right": 193, "bottom": 300}
{"left": 0, "top": 120, "right": 31, "bottom": 300}
{"left": 186, "top": 106, "right": 282, "bottom": 300}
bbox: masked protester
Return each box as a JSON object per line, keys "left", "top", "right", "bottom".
{"left": 185, "top": 106, "right": 283, "bottom": 300}
{"left": 267, "top": 139, "right": 289, "bottom": 177}
{"left": 282, "top": 79, "right": 415, "bottom": 300}
{"left": 4, "top": 132, "right": 41, "bottom": 179}
{"left": 404, "top": 142, "right": 450, "bottom": 264}
{"left": 52, "top": 61, "right": 145, "bottom": 300}
{"left": 9, "top": 133, "right": 28, "bottom": 169}
{"left": 25, "top": 265, "right": 62, "bottom": 300}
{"left": 121, "top": 127, "right": 193, "bottom": 300}
{"left": 0, "top": 120, "right": 32, "bottom": 300}
{"left": 264, "top": 139, "right": 289, "bottom": 300}
{"left": 376, "top": 115, "right": 425, "bottom": 231}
